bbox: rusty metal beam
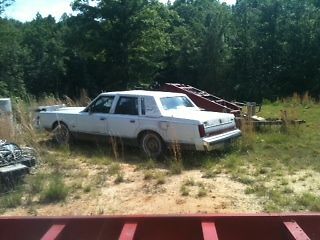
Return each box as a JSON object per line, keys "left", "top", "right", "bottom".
{"left": 283, "top": 221, "right": 310, "bottom": 240}
{"left": 119, "top": 223, "right": 137, "bottom": 240}
{"left": 41, "top": 224, "right": 65, "bottom": 240}
{"left": 202, "top": 222, "right": 219, "bottom": 240}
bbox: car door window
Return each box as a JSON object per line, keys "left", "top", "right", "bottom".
{"left": 90, "top": 96, "right": 114, "bottom": 113}
{"left": 114, "top": 97, "right": 139, "bottom": 115}
{"left": 141, "top": 97, "right": 146, "bottom": 115}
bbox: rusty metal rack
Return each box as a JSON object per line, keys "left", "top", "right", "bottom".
{"left": 161, "top": 83, "right": 242, "bottom": 116}
{"left": 0, "top": 214, "right": 319, "bottom": 239}
{"left": 160, "top": 83, "right": 305, "bottom": 128}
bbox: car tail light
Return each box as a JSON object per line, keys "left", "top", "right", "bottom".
{"left": 198, "top": 124, "right": 205, "bottom": 138}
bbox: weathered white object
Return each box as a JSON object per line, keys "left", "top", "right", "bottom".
{"left": 0, "top": 98, "right": 14, "bottom": 138}
{"left": 0, "top": 98, "right": 12, "bottom": 115}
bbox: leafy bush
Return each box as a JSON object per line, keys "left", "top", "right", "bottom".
{"left": 0, "top": 191, "right": 22, "bottom": 209}
{"left": 40, "top": 176, "right": 68, "bottom": 203}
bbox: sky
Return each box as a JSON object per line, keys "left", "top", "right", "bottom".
{"left": 3, "top": 0, "right": 237, "bottom": 22}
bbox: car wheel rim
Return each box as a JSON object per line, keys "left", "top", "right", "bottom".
{"left": 144, "top": 135, "right": 161, "bottom": 156}
{"left": 54, "top": 125, "right": 69, "bottom": 144}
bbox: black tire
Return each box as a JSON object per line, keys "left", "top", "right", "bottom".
{"left": 140, "top": 132, "right": 164, "bottom": 159}
{"left": 52, "top": 122, "right": 70, "bottom": 145}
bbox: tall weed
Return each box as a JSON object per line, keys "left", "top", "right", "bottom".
{"left": 239, "top": 118, "right": 256, "bottom": 151}
{"left": 39, "top": 175, "right": 68, "bottom": 203}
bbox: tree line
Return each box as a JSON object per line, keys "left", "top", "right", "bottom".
{"left": 0, "top": 0, "right": 319, "bottom": 102}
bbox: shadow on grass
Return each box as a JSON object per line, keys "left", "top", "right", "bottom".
{"left": 38, "top": 137, "right": 237, "bottom": 171}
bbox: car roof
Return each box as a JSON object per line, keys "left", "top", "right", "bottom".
{"left": 99, "top": 90, "right": 186, "bottom": 98}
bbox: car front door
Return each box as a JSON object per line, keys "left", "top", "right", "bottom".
{"left": 76, "top": 96, "right": 115, "bottom": 135}
{"left": 107, "top": 96, "right": 140, "bottom": 138}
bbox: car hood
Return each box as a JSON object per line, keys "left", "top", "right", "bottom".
{"left": 50, "top": 107, "right": 86, "bottom": 114}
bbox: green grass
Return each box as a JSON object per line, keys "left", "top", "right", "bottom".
{"left": 143, "top": 170, "right": 166, "bottom": 185}
{"left": 155, "top": 173, "right": 166, "bottom": 185}
{"left": 183, "top": 178, "right": 196, "bottom": 186}
{"left": 39, "top": 98, "right": 320, "bottom": 211}
{"left": 296, "top": 193, "right": 320, "bottom": 211}
{"left": 180, "top": 185, "right": 189, "bottom": 196}
{"left": 39, "top": 175, "right": 69, "bottom": 203}
{"left": 83, "top": 185, "right": 91, "bottom": 193}
{"left": 108, "top": 163, "right": 121, "bottom": 175}
{"left": 138, "top": 158, "right": 157, "bottom": 170}
{"left": 25, "top": 174, "right": 46, "bottom": 195}
{"left": 143, "top": 170, "right": 154, "bottom": 180}
{"left": 180, "top": 179, "right": 208, "bottom": 198}
{"left": 114, "top": 173, "right": 124, "bottom": 184}
{"left": 205, "top": 97, "right": 320, "bottom": 211}
{"left": 0, "top": 95, "right": 319, "bottom": 213}
{"left": 169, "top": 159, "right": 183, "bottom": 175}
{"left": 0, "top": 191, "right": 22, "bottom": 209}
{"left": 197, "top": 184, "right": 207, "bottom": 198}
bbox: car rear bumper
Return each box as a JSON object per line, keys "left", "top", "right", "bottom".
{"left": 195, "top": 129, "right": 242, "bottom": 151}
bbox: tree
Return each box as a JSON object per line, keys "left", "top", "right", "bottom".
{"left": 128, "top": 2, "right": 175, "bottom": 85}
{"left": 22, "top": 14, "right": 67, "bottom": 96}
{"left": 1, "top": 0, "right": 320, "bottom": 101}
{"left": 164, "top": 0, "right": 232, "bottom": 96}
{"left": 197, "top": 1, "right": 233, "bottom": 95}
{"left": 71, "top": 0, "right": 174, "bottom": 92}
{"left": 0, "top": 0, "right": 13, "bottom": 14}
{"left": 0, "top": 19, "right": 26, "bottom": 97}
{"left": 230, "top": 0, "right": 320, "bottom": 101}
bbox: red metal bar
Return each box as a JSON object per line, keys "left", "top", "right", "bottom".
{"left": 119, "top": 223, "right": 137, "bottom": 240}
{"left": 283, "top": 221, "right": 311, "bottom": 240}
{"left": 41, "top": 224, "right": 65, "bottom": 240}
{"left": 1, "top": 214, "right": 320, "bottom": 240}
{"left": 202, "top": 222, "right": 219, "bottom": 240}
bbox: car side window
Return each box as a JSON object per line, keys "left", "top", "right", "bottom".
{"left": 114, "top": 97, "right": 139, "bottom": 115}
{"left": 90, "top": 96, "right": 114, "bottom": 113}
{"left": 141, "top": 97, "right": 145, "bottom": 115}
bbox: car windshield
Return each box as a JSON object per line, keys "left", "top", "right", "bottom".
{"left": 160, "top": 96, "right": 195, "bottom": 110}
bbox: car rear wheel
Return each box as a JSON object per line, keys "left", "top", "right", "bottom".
{"left": 141, "top": 132, "right": 164, "bottom": 159}
{"left": 53, "top": 122, "right": 70, "bottom": 145}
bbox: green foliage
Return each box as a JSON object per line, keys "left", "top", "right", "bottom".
{"left": 26, "top": 174, "right": 45, "bottom": 194}
{"left": 114, "top": 172, "right": 124, "bottom": 184}
{"left": 22, "top": 14, "right": 67, "bottom": 96}
{"left": 0, "top": 191, "right": 22, "bottom": 209}
{"left": 0, "top": 19, "right": 26, "bottom": 98}
{"left": 169, "top": 159, "right": 183, "bottom": 175}
{"left": 297, "top": 193, "right": 320, "bottom": 211}
{"left": 39, "top": 175, "right": 68, "bottom": 203}
{"left": 107, "top": 162, "right": 121, "bottom": 175}
{"left": 1, "top": 0, "right": 320, "bottom": 101}
{"left": 230, "top": 0, "right": 320, "bottom": 101}
{"left": 180, "top": 184, "right": 189, "bottom": 196}
{"left": 197, "top": 186, "right": 207, "bottom": 198}
{"left": 83, "top": 185, "right": 91, "bottom": 193}
{"left": 0, "top": 0, "right": 14, "bottom": 14}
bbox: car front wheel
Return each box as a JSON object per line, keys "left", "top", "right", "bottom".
{"left": 141, "top": 132, "right": 164, "bottom": 159}
{"left": 53, "top": 122, "right": 70, "bottom": 145}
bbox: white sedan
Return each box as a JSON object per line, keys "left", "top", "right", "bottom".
{"left": 36, "top": 90, "right": 241, "bottom": 157}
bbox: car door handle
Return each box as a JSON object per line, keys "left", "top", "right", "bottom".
{"left": 130, "top": 120, "right": 135, "bottom": 123}
{"left": 100, "top": 117, "right": 106, "bottom": 121}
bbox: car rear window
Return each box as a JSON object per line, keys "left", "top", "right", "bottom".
{"left": 160, "top": 96, "right": 194, "bottom": 110}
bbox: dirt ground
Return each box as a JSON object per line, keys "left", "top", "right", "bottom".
{"left": 3, "top": 162, "right": 263, "bottom": 216}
